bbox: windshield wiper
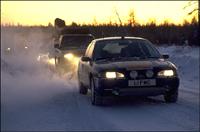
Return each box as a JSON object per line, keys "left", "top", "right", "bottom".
{"left": 95, "top": 57, "right": 114, "bottom": 61}
{"left": 147, "top": 56, "right": 160, "bottom": 59}
{"left": 118, "top": 56, "right": 148, "bottom": 60}
{"left": 95, "top": 56, "right": 142, "bottom": 61}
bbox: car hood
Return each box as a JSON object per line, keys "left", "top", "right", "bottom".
{"left": 61, "top": 48, "right": 85, "bottom": 53}
{"left": 93, "top": 59, "right": 175, "bottom": 71}
{"left": 61, "top": 48, "right": 86, "bottom": 56}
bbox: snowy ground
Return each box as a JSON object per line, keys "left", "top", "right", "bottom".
{"left": 1, "top": 28, "right": 199, "bottom": 131}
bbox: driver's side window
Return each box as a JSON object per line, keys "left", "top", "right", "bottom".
{"left": 87, "top": 42, "right": 95, "bottom": 59}
{"left": 85, "top": 42, "right": 92, "bottom": 57}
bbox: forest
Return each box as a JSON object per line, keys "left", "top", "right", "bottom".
{"left": 2, "top": 13, "right": 198, "bottom": 46}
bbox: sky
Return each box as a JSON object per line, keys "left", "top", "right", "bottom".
{"left": 1, "top": 1, "right": 198, "bottom": 26}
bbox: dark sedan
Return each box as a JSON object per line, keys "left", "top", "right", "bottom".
{"left": 77, "top": 37, "right": 179, "bottom": 105}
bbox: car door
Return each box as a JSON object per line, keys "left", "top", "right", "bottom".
{"left": 84, "top": 42, "right": 95, "bottom": 87}
{"left": 78, "top": 42, "right": 92, "bottom": 86}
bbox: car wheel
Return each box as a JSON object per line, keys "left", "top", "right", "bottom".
{"left": 79, "top": 81, "right": 88, "bottom": 95}
{"left": 164, "top": 89, "right": 178, "bottom": 103}
{"left": 90, "top": 78, "right": 102, "bottom": 105}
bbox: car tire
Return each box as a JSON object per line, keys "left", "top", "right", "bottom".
{"left": 79, "top": 82, "right": 88, "bottom": 95}
{"left": 90, "top": 78, "right": 102, "bottom": 106}
{"left": 164, "top": 89, "right": 178, "bottom": 103}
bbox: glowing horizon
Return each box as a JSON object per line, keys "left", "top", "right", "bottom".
{"left": 1, "top": 1, "right": 198, "bottom": 26}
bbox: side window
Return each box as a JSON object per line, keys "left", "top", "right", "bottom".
{"left": 85, "top": 42, "right": 92, "bottom": 57}
{"left": 87, "top": 42, "right": 95, "bottom": 59}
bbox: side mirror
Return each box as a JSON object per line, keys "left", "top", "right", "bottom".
{"left": 54, "top": 44, "right": 59, "bottom": 48}
{"left": 162, "top": 54, "right": 169, "bottom": 59}
{"left": 81, "top": 56, "right": 91, "bottom": 62}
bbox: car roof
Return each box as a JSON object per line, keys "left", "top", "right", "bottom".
{"left": 94, "top": 36, "right": 147, "bottom": 42}
{"left": 61, "top": 34, "right": 94, "bottom": 37}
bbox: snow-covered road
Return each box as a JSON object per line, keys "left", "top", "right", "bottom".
{"left": 1, "top": 83, "right": 199, "bottom": 131}
{"left": 1, "top": 77, "right": 199, "bottom": 131}
{"left": 1, "top": 45, "right": 199, "bottom": 131}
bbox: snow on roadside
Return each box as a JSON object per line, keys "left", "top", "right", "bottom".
{"left": 158, "top": 45, "right": 199, "bottom": 93}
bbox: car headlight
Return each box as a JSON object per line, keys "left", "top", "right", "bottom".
{"left": 6, "top": 48, "right": 11, "bottom": 51}
{"left": 48, "top": 58, "right": 55, "bottom": 65}
{"left": 37, "top": 55, "right": 41, "bottom": 61}
{"left": 158, "top": 70, "right": 174, "bottom": 77}
{"left": 105, "top": 72, "right": 124, "bottom": 79}
{"left": 64, "top": 53, "right": 74, "bottom": 60}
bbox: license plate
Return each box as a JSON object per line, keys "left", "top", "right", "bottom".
{"left": 128, "top": 79, "right": 156, "bottom": 87}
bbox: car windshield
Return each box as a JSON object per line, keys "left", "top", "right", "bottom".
{"left": 60, "top": 36, "right": 93, "bottom": 49}
{"left": 93, "top": 39, "right": 161, "bottom": 61}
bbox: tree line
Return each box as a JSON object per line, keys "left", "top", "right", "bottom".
{"left": 67, "top": 16, "right": 198, "bottom": 46}
{"left": 2, "top": 15, "right": 198, "bottom": 46}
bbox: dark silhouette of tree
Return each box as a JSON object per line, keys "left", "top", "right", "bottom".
{"left": 128, "top": 9, "right": 136, "bottom": 27}
{"left": 191, "top": 16, "right": 198, "bottom": 25}
{"left": 146, "top": 18, "right": 156, "bottom": 26}
{"left": 48, "top": 22, "right": 53, "bottom": 27}
{"left": 71, "top": 22, "right": 78, "bottom": 27}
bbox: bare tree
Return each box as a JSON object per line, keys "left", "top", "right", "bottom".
{"left": 128, "top": 9, "right": 136, "bottom": 27}
{"left": 92, "top": 17, "right": 98, "bottom": 26}
{"left": 114, "top": 7, "right": 123, "bottom": 26}
{"left": 183, "top": 1, "right": 199, "bottom": 16}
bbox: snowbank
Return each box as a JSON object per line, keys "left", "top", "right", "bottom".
{"left": 158, "top": 45, "right": 199, "bottom": 93}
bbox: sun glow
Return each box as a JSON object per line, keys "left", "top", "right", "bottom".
{"left": 1, "top": 1, "right": 198, "bottom": 26}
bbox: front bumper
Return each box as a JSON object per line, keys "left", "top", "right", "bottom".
{"left": 94, "top": 77, "right": 179, "bottom": 96}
